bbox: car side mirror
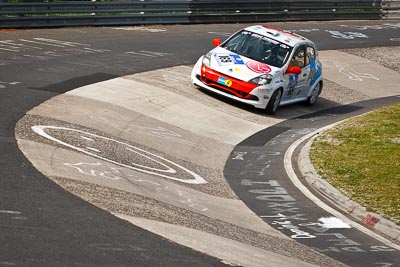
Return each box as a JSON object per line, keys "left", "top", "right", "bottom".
{"left": 286, "top": 66, "right": 301, "bottom": 75}
{"left": 212, "top": 38, "right": 221, "bottom": 47}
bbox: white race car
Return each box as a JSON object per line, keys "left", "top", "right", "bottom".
{"left": 191, "top": 25, "right": 323, "bottom": 114}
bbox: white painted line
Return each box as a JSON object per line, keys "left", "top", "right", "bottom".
{"left": 86, "top": 146, "right": 101, "bottom": 153}
{"left": 139, "top": 50, "right": 170, "bottom": 57}
{"left": 125, "top": 51, "right": 170, "bottom": 57}
{"left": 0, "top": 47, "right": 19, "bottom": 52}
{"left": 284, "top": 124, "right": 400, "bottom": 250}
{"left": 208, "top": 31, "right": 232, "bottom": 37}
{"left": 19, "top": 39, "right": 66, "bottom": 48}
{"left": 0, "top": 40, "right": 42, "bottom": 50}
{"left": 34, "top": 38, "right": 89, "bottom": 47}
{"left": 112, "top": 26, "right": 167, "bottom": 32}
{"left": 125, "top": 51, "right": 157, "bottom": 57}
{"left": 83, "top": 48, "right": 111, "bottom": 53}
{"left": 80, "top": 136, "right": 95, "bottom": 142}
{"left": 0, "top": 210, "right": 22, "bottom": 215}
{"left": 125, "top": 147, "right": 176, "bottom": 174}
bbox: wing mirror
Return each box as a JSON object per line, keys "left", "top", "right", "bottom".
{"left": 212, "top": 38, "right": 221, "bottom": 47}
{"left": 286, "top": 66, "right": 301, "bottom": 75}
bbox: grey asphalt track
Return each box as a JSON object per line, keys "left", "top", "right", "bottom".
{"left": 224, "top": 97, "right": 400, "bottom": 267}
{"left": 1, "top": 20, "right": 400, "bottom": 266}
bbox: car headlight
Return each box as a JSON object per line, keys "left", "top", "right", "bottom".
{"left": 249, "top": 74, "right": 273, "bottom": 85}
{"left": 202, "top": 52, "right": 212, "bottom": 67}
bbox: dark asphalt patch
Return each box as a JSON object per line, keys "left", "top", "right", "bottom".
{"left": 238, "top": 126, "right": 290, "bottom": 147}
{"left": 30, "top": 73, "right": 119, "bottom": 94}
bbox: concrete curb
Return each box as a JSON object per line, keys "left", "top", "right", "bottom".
{"left": 298, "top": 123, "right": 400, "bottom": 245}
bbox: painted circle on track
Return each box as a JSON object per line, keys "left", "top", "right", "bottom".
{"left": 32, "top": 125, "right": 207, "bottom": 184}
{"left": 246, "top": 61, "right": 272, "bottom": 73}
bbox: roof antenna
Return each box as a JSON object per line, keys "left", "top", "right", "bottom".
{"left": 282, "top": 20, "right": 287, "bottom": 31}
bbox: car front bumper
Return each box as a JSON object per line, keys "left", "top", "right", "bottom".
{"left": 191, "top": 57, "right": 271, "bottom": 109}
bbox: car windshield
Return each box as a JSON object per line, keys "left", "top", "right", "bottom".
{"left": 221, "top": 30, "right": 292, "bottom": 68}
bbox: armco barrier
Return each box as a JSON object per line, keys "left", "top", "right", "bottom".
{"left": 0, "top": 0, "right": 395, "bottom": 29}
{"left": 382, "top": 0, "right": 400, "bottom": 19}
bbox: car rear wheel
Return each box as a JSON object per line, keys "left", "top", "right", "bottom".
{"left": 265, "top": 89, "right": 282, "bottom": 115}
{"left": 306, "top": 82, "right": 322, "bottom": 106}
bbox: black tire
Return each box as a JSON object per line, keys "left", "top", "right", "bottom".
{"left": 306, "top": 81, "right": 322, "bottom": 106}
{"left": 265, "top": 89, "right": 282, "bottom": 115}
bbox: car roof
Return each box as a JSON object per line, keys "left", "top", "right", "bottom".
{"left": 244, "top": 25, "right": 312, "bottom": 47}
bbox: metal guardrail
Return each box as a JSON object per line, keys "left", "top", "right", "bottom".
{"left": 382, "top": 0, "right": 400, "bottom": 19}
{"left": 0, "top": 0, "right": 395, "bottom": 29}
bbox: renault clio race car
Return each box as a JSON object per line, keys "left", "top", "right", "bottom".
{"left": 191, "top": 25, "right": 323, "bottom": 114}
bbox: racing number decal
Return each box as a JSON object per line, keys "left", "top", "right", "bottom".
{"left": 289, "top": 74, "right": 299, "bottom": 87}
{"left": 285, "top": 75, "right": 299, "bottom": 99}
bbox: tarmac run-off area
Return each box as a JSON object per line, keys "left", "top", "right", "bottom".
{"left": 15, "top": 48, "right": 400, "bottom": 267}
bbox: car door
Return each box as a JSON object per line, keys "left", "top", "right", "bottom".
{"left": 305, "top": 45, "right": 321, "bottom": 89}
{"left": 283, "top": 45, "right": 311, "bottom": 100}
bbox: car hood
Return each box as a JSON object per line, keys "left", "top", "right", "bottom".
{"left": 208, "top": 47, "right": 281, "bottom": 81}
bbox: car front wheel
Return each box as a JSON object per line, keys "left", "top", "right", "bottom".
{"left": 265, "top": 89, "right": 282, "bottom": 115}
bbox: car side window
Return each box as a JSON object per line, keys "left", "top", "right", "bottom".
{"left": 290, "top": 46, "right": 305, "bottom": 68}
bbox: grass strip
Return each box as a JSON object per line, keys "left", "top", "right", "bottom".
{"left": 310, "top": 103, "right": 400, "bottom": 225}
